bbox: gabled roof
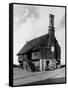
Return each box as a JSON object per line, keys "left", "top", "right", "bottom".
{"left": 17, "top": 33, "right": 50, "bottom": 55}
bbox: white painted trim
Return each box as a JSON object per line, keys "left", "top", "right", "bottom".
{"left": 43, "top": 59, "right": 46, "bottom": 71}
{"left": 40, "top": 59, "right": 42, "bottom": 71}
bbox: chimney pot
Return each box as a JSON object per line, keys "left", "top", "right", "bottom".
{"left": 49, "top": 14, "right": 54, "bottom": 29}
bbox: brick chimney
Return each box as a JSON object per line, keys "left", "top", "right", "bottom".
{"left": 48, "top": 14, "right": 55, "bottom": 46}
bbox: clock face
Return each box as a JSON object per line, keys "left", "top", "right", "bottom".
{"left": 51, "top": 46, "right": 54, "bottom": 52}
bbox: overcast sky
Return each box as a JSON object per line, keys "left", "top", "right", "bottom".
{"left": 13, "top": 4, "right": 65, "bottom": 65}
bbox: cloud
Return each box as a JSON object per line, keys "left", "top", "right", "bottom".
{"left": 59, "top": 15, "right": 65, "bottom": 28}
{"left": 14, "top": 5, "right": 39, "bottom": 24}
{"left": 56, "top": 14, "right": 65, "bottom": 30}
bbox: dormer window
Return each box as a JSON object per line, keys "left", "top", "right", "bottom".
{"left": 51, "top": 46, "right": 54, "bottom": 52}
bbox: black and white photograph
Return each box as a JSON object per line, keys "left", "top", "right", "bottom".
{"left": 9, "top": 3, "right": 66, "bottom": 87}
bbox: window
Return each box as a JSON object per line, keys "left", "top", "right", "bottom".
{"left": 34, "top": 52, "right": 37, "bottom": 56}
{"left": 51, "top": 46, "right": 54, "bottom": 52}
{"left": 32, "top": 51, "right": 40, "bottom": 60}
{"left": 19, "top": 55, "right": 23, "bottom": 59}
{"left": 19, "top": 56, "right": 22, "bottom": 59}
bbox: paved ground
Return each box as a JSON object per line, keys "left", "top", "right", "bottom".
{"left": 13, "top": 67, "right": 65, "bottom": 86}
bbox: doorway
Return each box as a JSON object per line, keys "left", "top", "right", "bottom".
{"left": 46, "top": 61, "right": 49, "bottom": 70}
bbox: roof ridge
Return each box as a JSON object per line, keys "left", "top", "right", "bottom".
{"left": 17, "top": 33, "right": 49, "bottom": 55}
{"left": 27, "top": 33, "right": 48, "bottom": 43}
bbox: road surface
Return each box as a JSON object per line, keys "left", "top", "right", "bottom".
{"left": 13, "top": 67, "right": 66, "bottom": 86}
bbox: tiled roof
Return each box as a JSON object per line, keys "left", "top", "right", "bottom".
{"left": 17, "top": 33, "right": 49, "bottom": 55}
